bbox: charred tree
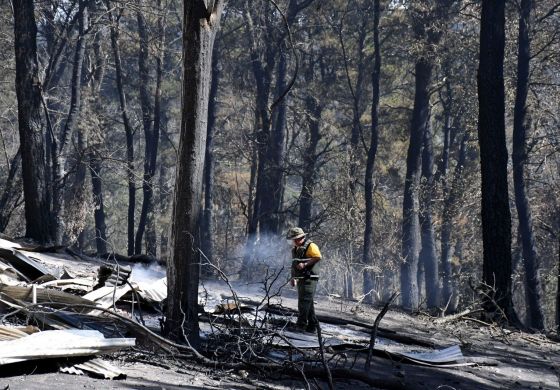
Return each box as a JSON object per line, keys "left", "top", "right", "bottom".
{"left": 165, "top": 0, "right": 225, "bottom": 346}
{"left": 419, "top": 117, "right": 439, "bottom": 309}
{"left": 477, "top": 0, "right": 515, "bottom": 320}
{"left": 240, "top": 2, "right": 275, "bottom": 275}
{"left": 440, "top": 131, "right": 468, "bottom": 313}
{"left": 512, "top": 0, "right": 545, "bottom": 330}
{"left": 135, "top": 2, "right": 164, "bottom": 257}
{"left": 63, "top": 0, "right": 89, "bottom": 247}
{"left": 13, "top": 0, "right": 54, "bottom": 243}
{"left": 362, "top": 0, "right": 381, "bottom": 305}
{"left": 201, "top": 38, "right": 221, "bottom": 269}
{"left": 298, "top": 90, "right": 322, "bottom": 230}
{"left": 89, "top": 152, "right": 107, "bottom": 255}
{"left": 0, "top": 150, "right": 22, "bottom": 232}
{"left": 106, "top": 1, "right": 136, "bottom": 256}
{"left": 401, "top": 58, "right": 431, "bottom": 311}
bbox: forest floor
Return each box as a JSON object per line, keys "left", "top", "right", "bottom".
{"left": 1, "top": 264, "right": 559, "bottom": 390}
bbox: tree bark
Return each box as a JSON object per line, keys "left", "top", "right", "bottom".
{"left": 165, "top": 0, "right": 225, "bottom": 346}
{"left": 401, "top": 58, "right": 431, "bottom": 311}
{"left": 0, "top": 150, "right": 22, "bottom": 232}
{"left": 441, "top": 132, "right": 468, "bottom": 313}
{"left": 89, "top": 152, "right": 107, "bottom": 255}
{"left": 477, "top": 0, "right": 515, "bottom": 320}
{"left": 62, "top": 0, "right": 89, "bottom": 247}
{"left": 201, "top": 39, "right": 221, "bottom": 269}
{"left": 298, "top": 93, "right": 322, "bottom": 231}
{"left": 106, "top": 2, "right": 136, "bottom": 256}
{"left": 362, "top": 0, "right": 381, "bottom": 305}
{"left": 240, "top": 2, "right": 275, "bottom": 276}
{"left": 13, "top": 0, "right": 54, "bottom": 244}
{"left": 135, "top": 2, "right": 164, "bottom": 257}
{"left": 419, "top": 119, "right": 439, "bottom": 309}
{"left": 512, "top": 0, "right": 545, "bottom": 330}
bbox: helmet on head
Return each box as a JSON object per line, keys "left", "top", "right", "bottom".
{"left": 286, "top": 227, "right": 306, "bottom": 240}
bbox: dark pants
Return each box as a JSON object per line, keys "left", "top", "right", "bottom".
{"left": 297, "top": 279, "right": 318, "bottom": 330}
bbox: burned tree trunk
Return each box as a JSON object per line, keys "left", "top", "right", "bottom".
{"left": 13, "top": 0, "right": 53, "bottom": 244}
{"left": 201, "top": 39, "right": 221, "bottom": 268}
{"left": 401, "top": 58, "right": 431, "bottom": 311}
{"left": 106, "top": 1, "right": 136, "bottom": 256}
{"left": 512, "top": 0, "right": 545, "bottom": 330}
{"left": 298, "top": 93, "right": 322, "bottom": 231}
{"left": 362, "top": 0, "right": 381, "bottom": 305}
{"left": 135, "top": 3, "right": 164, "bottom": 257}
{"left": 477, "top": 0, "right": 515, "bottom": 320}
{"left": 0, "top": 150, "right": 22, "bottom": 232}
{"left": 89, "top": 152, "right": 107, "bottom": 255}
{"left": 165, "top": 0, "right": 225, "bottom": 346}
{"left": 440, "top": 132, "right": 468, "bottom": 313}
{"left": 419, "top": 119, "right": 439, "bottom": 309}
{"left": 63, "top": 0, "right": 89, "bottom": 247}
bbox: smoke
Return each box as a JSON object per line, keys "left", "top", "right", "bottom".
{"left": 236, "top": 232, "right": 293, "bottom": 285}
{"left": 130, "top": 262, "right": 166, "bottom": 284}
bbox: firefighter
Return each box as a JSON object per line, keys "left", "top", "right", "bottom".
{"left": 286, "top": 227, "right": 322, "bottom": 333}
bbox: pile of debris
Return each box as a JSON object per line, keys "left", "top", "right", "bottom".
{"left": 0, "top": 237, "right": 167, "bottom": 380}
{"left": 0, "top": 236, "right": 478, "bottom": 388}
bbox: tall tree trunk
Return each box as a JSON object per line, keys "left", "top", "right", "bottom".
{"left": 419, "top": 119, "right": 439, "bottom": 309}
{"left": 89, "top": 152, "right": 107, "bottom": 255}
{"left": 259, "top": 48, "right": 287, "bottom": 235}
{"left": 478, "top": 0, "right": 515, "bottom": 320}
{"left": 145, "top": 3, "right": 165, "bottom": 257}
{"left": 201, "top": 40, "right": 220, "bottom": 268}
{"left": 512, "top": 0, "right": 545, "bottom": 330}
{"left": 401, "top": 58, "right": 431, "bottom": 311}
{"left": 63, "top": 0, "right": 89, "bottom": 247}
{"left": 13, "top": 0, "right": 53, "bottom": 244}
{"left": 362, "top": 0, "right": 381, "bottom": 305}
{"left": 106, "top": 2, "right": 136, "bottom": 255}
{"left": 135, "top": 3, "right": 164, "bottom": 256}
{"left": 0, "top": 150, "right": 22, "bottom": 232}
{"left": 298, "top": 93, "right": 322, "bottom": 231}
{"left": 441, "top": 131, "right": 468, "bottom": 313}
{"left": 165, "top": 0, "right": 225, "bottom": 346}
{"left": 86, "top": 8, "right": 108, "bottom": 256}
{"left": 240, "top": 3, "right": 274, "bottom": 276}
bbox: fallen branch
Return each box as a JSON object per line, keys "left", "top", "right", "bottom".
{"left": 434, "top": 308, "right": 484, "bottom": 324}
{"left": 366, "top": 291, "right": 399, "bottom": 371}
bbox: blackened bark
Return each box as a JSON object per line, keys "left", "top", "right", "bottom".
{"left": 13, "top": 0, "right": 53, "bottom": 243}
{"left": 201, "top": 39, "right": 220, "bottom": 268}
{"left": 165, "top": 0, "right": 225, "bottom": 346}
{"left": 512, "top": 0, "right": 545, "bottom": 330}
{"left": 478, "top": 0, "right": 515, "bottom": 320}
{"left": 401, "top": 59, "right": 431, "bottom": 311}
{"left": 298, "top": 93, "right": 322, "bottom": 231}
{"left": 135, "top": 4, "right": 163, "bottom": 257}
{"left": 0, "top": 150, "right": 22, "bottom": 232}
{"left": 362, "top": 0, "right": 381, "bottom": 305}
{"left": 89, "top": 152, "right": 107, "bottom": 254}
{"left": 441, "top": 132, "right": 468, "bottom": 313}
{"left": 86, "top": 10, "right": 108, "bottom": 256}
{"left": 106, "top": 2, "right": 136, "bottom": 256}
{"left": 62, "top": 0, "right": 89, "bottom": 246}
{"left": 259, "top": 48, "right": 287, "bottom": 234}
{"left": 240, "top": 4, "right": 275, "bottom": 275}
{"left": 419, "top": 119, "right": 439, "bottom": 309}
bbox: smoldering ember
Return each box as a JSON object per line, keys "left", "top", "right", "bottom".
{"left": 0, "top": 0, "right": 559, "bottom": 389}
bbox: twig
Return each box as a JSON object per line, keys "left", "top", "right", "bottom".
{"left": 365, "top": 291, "right": 399, "bottom": 371}
{"left": 316, "top": 323, "right": 334, "bottom": 390}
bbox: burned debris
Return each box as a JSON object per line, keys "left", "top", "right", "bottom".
{"left": 0, "top": 237, "right": 481, "bottom": 389}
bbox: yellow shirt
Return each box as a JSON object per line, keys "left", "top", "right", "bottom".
{"left": 305, "top": 242, "right": 322, "bottom": 259}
